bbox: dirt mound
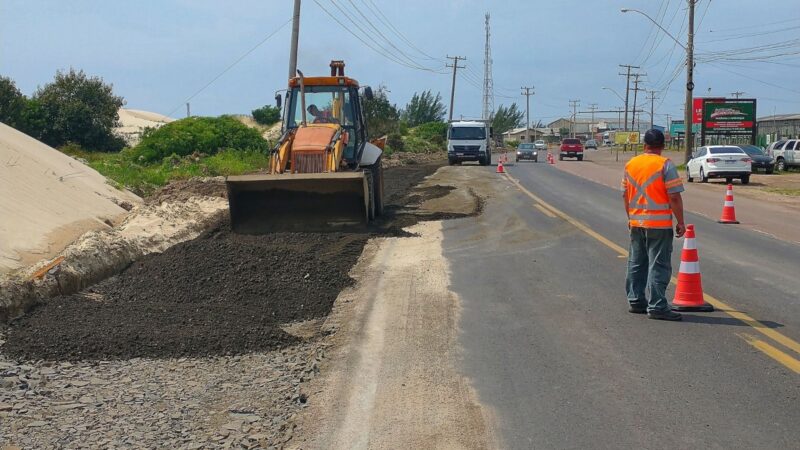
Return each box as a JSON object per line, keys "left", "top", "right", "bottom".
{"left": 2, "top": 226, "right": 366, "bottom": 361}
{"left": 146, "top": 176, "right": 227, "bottom": 205}
{"left": 2, "top": 163, "right": 462, "bottom": 361}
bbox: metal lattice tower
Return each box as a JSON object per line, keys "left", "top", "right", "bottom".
{"left": 482, "top": 12, "right": 494, "bottom": 120}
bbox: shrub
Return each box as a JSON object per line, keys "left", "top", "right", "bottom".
{"left": 505, "top": 139, "right": 520, "bottom": 149}
{"left": 251, "top": 105, "right": 281, "bottom": 126}
{"left": 387, "top": 132, "right": 404, "bottom": 152}
{"left": 131, "top": 116, "right": 269, "bottom": 163}
{"left": 33, "top": 69, "right": 125, "bottom": 151}
{"left": 0, "top": 76, "right": 25, "bottom": 128}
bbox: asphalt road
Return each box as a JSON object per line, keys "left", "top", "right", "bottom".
{"left": 443, "top": 158, "right": 800, "bottom": 449}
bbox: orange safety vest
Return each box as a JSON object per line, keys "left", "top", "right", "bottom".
{"left": 623, "top": 154, "right": 673, "bottom": 229}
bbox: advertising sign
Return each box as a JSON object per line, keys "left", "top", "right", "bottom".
{"left": 670, "top": 120, "right": 700, "bottom": 135}
{"left": 614, "top": 132, "right": 640, "bottom": 145}
{"left": 702, "top": 99, "right": 756, "bottom": 135}
{"left": 693, "top": 98, "right": 704, "bottom": 124}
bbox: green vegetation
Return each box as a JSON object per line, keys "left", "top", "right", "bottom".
{"left": 764, "top": 187, "right": 800, "bottom": 197}
{"left": 251, "top": 105, "right": 281, "bottom": 126}
{"left": 62, "top": 145, "right": 270, "bottom": 196}
{"left": 362, "top": 85, "right": 400, "bottom": 139}
{"left": 402, "top": 90, "right": 446, "bottom": 127}
{"left": 2, "top": 70, "right": 126, "bottom": 151}
{"left": 505, "top": 140, "right": 520, "bottom": 149}
{"left": 131, "top": 116, "right": 269, "bottom": 163}
{"left": 491, "top": 103, "right": 524, "bottom": 136}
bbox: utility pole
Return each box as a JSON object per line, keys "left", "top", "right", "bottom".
{"left": 619, "top": 64, "right": 640, "bottom": 132}
{"left": 614, "top": 107, "right": 624, "bottom": 131}
{"left": 569, "top": 99, "right": 580, "bottom": 138}
{"left": 731, "top": 91, "right": 745, "bottom": 99}
{"left": 684, "top": 0, "right": 697, "bottom": 163}
{"left": 446, "top": 56, "right": 466, "bottom": 122}
{"left": 646, "top": 91, "right": 658, "bottom": 130}
{"left": 186, "top": 103, "right": 191, "bottom": 118}
{"left": 588, "top": 103, "right": 598, "bottom": 137}
{"left": 288, "top": 0, "right": 301, "bottom": 79}
{"left": 521, "top": 86, "right": 535, "bottom": 142}
{"left": 631, "top": 73, "right": 645, "bottom": 131}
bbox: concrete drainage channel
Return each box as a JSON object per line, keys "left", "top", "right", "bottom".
{"left": 0, "top": 159, "right": 481, "bottom": 448}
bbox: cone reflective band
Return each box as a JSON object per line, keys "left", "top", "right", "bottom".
{"left": 718, "top": 183, "right": 739, "bottom": 224}
{"left": 672, "top": 224, "right": 714, "bottom": 312}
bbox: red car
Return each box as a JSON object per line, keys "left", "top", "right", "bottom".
{"left": 559, "top": 138, "right": 584, "bottom": 161}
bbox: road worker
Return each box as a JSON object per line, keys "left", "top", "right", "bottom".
{"left": 622, "top": 129, "right": 686, "bottom": 321}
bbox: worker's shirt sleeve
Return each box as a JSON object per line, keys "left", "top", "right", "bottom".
{"left": 663, "top": 160, "right": 685, "bottom": 194}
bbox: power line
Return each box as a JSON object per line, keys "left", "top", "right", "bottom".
{"left": 163, "top": 17, "right": 292, "bottom": 118}
{"left": 446, "top": 56, "right": 467, "bottom": 122}
{"left": 361, "top": 0, "right": 441, "bottom": 61}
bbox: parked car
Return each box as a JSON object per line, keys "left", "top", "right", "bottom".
{"left": 534, "top": 140, "right": 547, "bottom": 151}
{"left": 738, "top": 145, "right": 774, "bottom": 174}
{"left": 559, "top": 138, "right": 584, "bottom": 161}
{"left": 516, "top": 143, "right": 538, "bottom": 162}
{"left": 585, "top": 139, "right": 598, "bottom": 150}
{"left": 686, "top": 145, "right": 752, "bottom": 184}
{"left": 768, "top": 139, "right": 800, "bottom": 172}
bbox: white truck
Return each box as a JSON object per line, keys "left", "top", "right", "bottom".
{"left": 447, "top": 120, "right": 493, "bottom": 166}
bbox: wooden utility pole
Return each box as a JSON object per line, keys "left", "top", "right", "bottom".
{"left": 288, "top": 0, "right": 301, "bottom": 78}
{"left": 521, "top": 86, "right": 535, "bottom": 142}
{"left": 646, "top": 91, "right": 658, "bottom": 130}
{"left": 631, "top": 73, "right": 645, "bottom": 131}
{"left": 731, "top": 91, "right": 745, "bottom": 99}
{"left": 446, "top": 56, "right": 466, "bottom": 122}
{"left": 619, "top": 64, "right": 639, "bottom": 132}
{"left": 186, "top": 103, "right": 191, "bottom": 118}
{"left": 569, "top": 99, "right": 580, "bottom": 138}
{"left": 588, "top": 103, "right": 598, "bottom": 137}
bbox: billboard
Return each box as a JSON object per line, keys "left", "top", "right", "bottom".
{"left": 669, "top": 120, "right": 700, "bottom": 135}
{"left": 702, "top": 99, "right": 756, "bottom": 134}
{"left": 693, "top": 98, "right": 705, "bottom": 124}
{"left": 614, "top": 131, "right": 640, "bottom": 145}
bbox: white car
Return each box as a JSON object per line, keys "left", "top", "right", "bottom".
{"left": 686, "top": 145, "right": 752, "bottom": 184}
{"left": 534, "top": 140, "right": 547, "bottom": 151}
{"left": 768, "top": 139, "right": 800, "bottom": 172}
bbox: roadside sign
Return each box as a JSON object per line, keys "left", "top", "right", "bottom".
{"left": 614, "top": 132, "right": 639, "bottom": 145}
{"left": 700, "top": 98, "right": 757, "bottom": 145}
{"left": 692, "top": 98, "right": 704, "bottom": 124}
{"left": 669, "top": 120, "right": 700, "bottom": 135}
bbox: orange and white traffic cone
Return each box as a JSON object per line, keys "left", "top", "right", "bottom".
{"left": 548, "top": 153, "right": 555, "bottom": 165}
{"left": 672, "top": 224, "right": 714, "bottom": 312}
{"left": 496, "top": 160, "right": 505, "bottom": 174}
{"left": 718, "top": 184, "right": 739, "bottom": 224}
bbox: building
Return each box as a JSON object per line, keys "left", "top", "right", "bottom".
{"left": 501, "top": 127, "right": 558, "bottom": 143}
{"left": 757, "top": 113, "right": 800, "bottom": 142}
{"left": 546, "top": 117, "right": 630, "bottom": 137}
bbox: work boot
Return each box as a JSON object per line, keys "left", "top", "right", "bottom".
{"left": 647, "top": 309, "right": 682, "bottom": 321}
{"left": 628, "top": 304, "right": 647, "bottom": 314}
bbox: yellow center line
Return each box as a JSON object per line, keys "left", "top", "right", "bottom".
{"left": 533, "top": 204, "right": 557, "bottom": 218}
{"left": 503, "top": 172, "right": 800, "bottom": 371}
{"left": 738, "top": 334, "right": 800, "bottom": 374}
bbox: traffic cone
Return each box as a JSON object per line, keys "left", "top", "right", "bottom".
{"left": 718, "top": 184, "right": 739, "bottom": 224}
{"left": 549, "top": 153, "right": 555, "bottom": 165}
{"left": 496, "top": 160, "right": 505, "bottom": 174}
{"left": 672, "top": 224, "right": 714, "bottom": 312}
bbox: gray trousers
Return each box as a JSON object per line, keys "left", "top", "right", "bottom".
{"left": 626, "top": 227, "right": 674, "bottom": 312}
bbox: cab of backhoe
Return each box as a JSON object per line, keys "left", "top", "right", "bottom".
{"left": 283, "top": 77, "right": 366, "bottom": 168}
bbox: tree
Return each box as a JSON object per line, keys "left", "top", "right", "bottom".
{"left": 251, "top": 105, "right": 281, "bottom": 126}
{"left": 491, "top": 103, "right": 525, "bottom": 136}
{"left": 559, "top": 127, "right": 570, "bottom": 137}
{"left": 33, "top": 69, "right": 125, "bottom": 151}
{"left": 361, "top": 85, "right": 400, "bottom": 139}
{"left": 0, "top": 76, "right": 25, "bottom": 128}
{"left": 402, "top": 90, "right": 446, "bottom": 127}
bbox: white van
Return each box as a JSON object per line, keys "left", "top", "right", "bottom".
{"left": 447, "top": 121, "right": 492, "bottom": 166}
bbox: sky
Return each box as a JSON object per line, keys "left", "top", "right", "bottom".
{"left": 2, "top": 0, "right": 798, "bottom": 127}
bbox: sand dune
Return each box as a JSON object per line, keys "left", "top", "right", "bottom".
{"left": 116, "top": 108, "right": 174, "bottom": 145}
{"left": 0, "top": 123, "right": 140, "bottom": 274}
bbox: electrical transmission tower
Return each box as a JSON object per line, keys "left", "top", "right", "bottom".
{"left": 482, "top": 12, "right": 495, "bottom": 121}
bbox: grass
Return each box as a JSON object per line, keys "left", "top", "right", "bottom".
{"left": 763, "top": 187, "right": 800, "bottom": 197}
{"left": 61, "top": 146, "right": 270, "bottom": 196}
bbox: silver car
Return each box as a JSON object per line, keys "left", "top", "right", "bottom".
{"left": 534, "top": 140, "right": 547, "bottom": 151}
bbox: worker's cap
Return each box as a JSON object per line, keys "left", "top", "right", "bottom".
{"left": 644, "top": 129, "right": 665, "bottom": 147}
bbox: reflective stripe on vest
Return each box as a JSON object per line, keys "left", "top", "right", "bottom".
{"left": 625, "top": 155, "right": 673, "bottom": 229}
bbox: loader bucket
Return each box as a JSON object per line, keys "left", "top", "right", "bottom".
{"left": 225, "top": 172, "right": 369, "bottom": 233}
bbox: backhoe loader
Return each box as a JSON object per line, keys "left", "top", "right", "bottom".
{"left": 226, "top": 61, "right": 384, "bottom": 233}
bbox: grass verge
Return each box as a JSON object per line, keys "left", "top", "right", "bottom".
{"left": 62, "top": 146, "right": 270, "bottom": 197}
{"left": 763, "top": 187, "right": 800, "bottom": 197}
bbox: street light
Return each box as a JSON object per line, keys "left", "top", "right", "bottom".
{"left": 602, "top": 87, "right": 625, "bottom": 103}
{"left": 622, "top": 4, "right": 695, "bottom": 163}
